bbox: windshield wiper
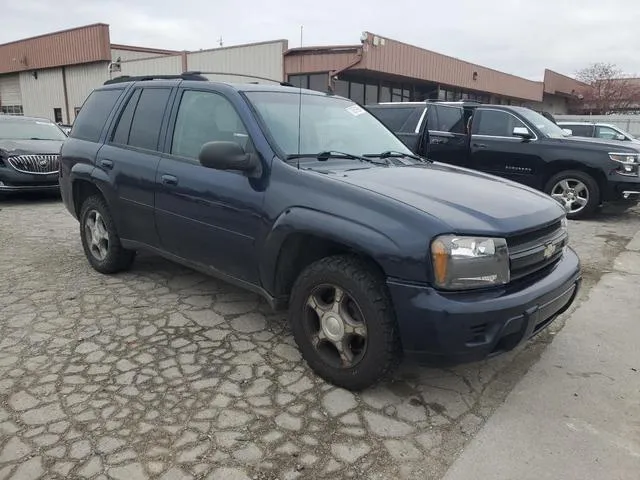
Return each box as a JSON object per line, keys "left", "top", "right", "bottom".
{"left": 364, "top": 150, "right": 430, "bottom": 163}
{"left": 286, "top": 151, "right": 387, "bottom": 165}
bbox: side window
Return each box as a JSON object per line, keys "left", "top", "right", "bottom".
{"left": 474, "top": 110, "right": 526, "bottom": 137}
{"left": 70, "top": 89, "right": 123, "bottom": 142}
{"left": 111, "top": 89, "right": 142, "bottom": 145}
{"left": 595, "top": 126, "right": 619, "bottom": 140}
{"left": 565, "top": 124, "right": 592, "bottom": 137}
{"left": 433, "top": 106, "right": 465, "bottom": 134}
{"left": 127, "top": 88, "right": 171, "bottom": 151}
{"left": 171, "top": 90, "right": 249, "bottom": 159}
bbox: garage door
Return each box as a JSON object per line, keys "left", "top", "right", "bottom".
{"left": 0, "top": 74, "right": 22, "bottom": 106}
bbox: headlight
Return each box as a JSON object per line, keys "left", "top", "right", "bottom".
{"left": 430, "top": 235, "right": 510, "bottom": 290}
{"left": 608, "top": 153, "right": 639, "bottom": 164}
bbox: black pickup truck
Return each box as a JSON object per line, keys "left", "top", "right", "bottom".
{"left": 366, "top": 101, "right": 640, "bottom": 219}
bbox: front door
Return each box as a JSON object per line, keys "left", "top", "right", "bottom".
{"left": 469, "top": 108, "right": 545, "bottom": 189}
{"left": 96, "top": 86, "right": 172, "bottom": 247}
{"left": 154, "top": 88, "right": 265, "bottom": 284}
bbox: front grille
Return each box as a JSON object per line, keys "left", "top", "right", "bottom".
{"left": 507, "top": 220, "right": 567, "bottom": 282}
{"left": 7, "top": 155, "right": 60, "bottom": 175}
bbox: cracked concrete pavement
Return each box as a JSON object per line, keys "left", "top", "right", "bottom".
{"left": 1, "top": 195, "right": 639, "bottom": 480}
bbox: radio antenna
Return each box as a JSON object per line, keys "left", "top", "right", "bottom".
{"left": 296, "top": 25, "right": 303, "bottom": 170}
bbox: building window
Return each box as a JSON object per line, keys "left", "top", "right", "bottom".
{"left": 333, "top": 79, "right": 349, "bottom": 98}
{"left": 379, "top": 85, "right": 391, "bottom": 102}
{"left": 287, "top": 75, "right": 307, "bottom": 88}
{"left": 350, "top": 82, "right": 365, "bottom": 104}
{"left": 308, "top": 74, "right": 328, "bottom": 92}
{"left": 365, "top": 84, "right": 378, "bottom": 104}
{"left": 53, "top": 108, "right": 63, "bottom": 123}
{"left": 0, "top": 105, "right": 23, "bottom": 116}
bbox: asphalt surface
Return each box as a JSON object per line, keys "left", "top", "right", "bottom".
{"left": 1, "top": 193, "right": 639, "bottom": 480}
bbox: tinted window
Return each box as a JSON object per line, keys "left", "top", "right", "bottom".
{"left": 474, "top": 110, "right": 526, "bottom": 137}
{"left": 111, "top": 89, "right": 141, "bottom": 145}
{"left": 563, "top": 124, "right": 593, "bottom": 137}
{"left": 127, "top": 88, "right": 171, "bottom": 151}
{"left": 350, "top": 82, "right": 365, "bottom": 104}
{"left": 433, "top": 106, "right": 465, "bottom": 134}
{"left": 171, "top": 90, "right": 249, "bottom": 159}
{"left": 71, "top": 89, "right": 123, "bottom": 142}
{"left": 368, "top": 107, "right": 419, "bottom": 132}
{"left": 308, "top": 74, "right": 328, "bottom": 92}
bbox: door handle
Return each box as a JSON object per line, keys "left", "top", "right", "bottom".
{"left": 99, "top": 159, "right": 114, "bottom": 169}
{"left": 473, "top": 143, "right": 488, "bottom": 149}
{"left": 161, "top": 174, "right": 178, "bottom": 186}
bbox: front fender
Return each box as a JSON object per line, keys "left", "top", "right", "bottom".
{"left": 259, "top": 207, "right": 424, "bottom": 294}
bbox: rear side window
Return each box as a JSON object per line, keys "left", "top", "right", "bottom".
{"left": 126, "top": 88, "right": 171, "bottom": 151}
{"left": 71, "top": 89, "right": 123, "bottom": 142}
{"left": 432, "top": 106, "right": 465, "bottom": 133}
{"left": 111, "top": 90, "right": 142, "bottom": 145}
{"left": 369, "top": 107, "right": 422, "bottom": 132}
{"left": 474, "top": 109, "right": 526, "bottom": 137}
{"left": 564, "top": 124, "right": 593, "bottom": 137}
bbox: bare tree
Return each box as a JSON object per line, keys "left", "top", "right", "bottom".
{"left": 576, "top": 62, "right": 640, "bottom": 114}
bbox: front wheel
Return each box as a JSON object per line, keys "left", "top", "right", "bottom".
{"left": 288, "top": 255, "right": 401, "bottom": 391}
{"left": 544, "top": 170, "right": 600, "bottom": 220}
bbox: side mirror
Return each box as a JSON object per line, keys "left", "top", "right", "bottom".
{"left": 513, "top": 126, "right": 534, "bottom": 139}
{"left": 198, "top": 141, "right": 259, "bottom": 174}
{"left": 562, "top": 128, "right": 573, "bottom": 136}
{"left": 615, "top": 134, "right": 626, "bottom": 141}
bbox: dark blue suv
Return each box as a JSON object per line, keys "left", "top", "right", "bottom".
{"left": 59, "top": 74, "right": 582, "bottom": 390}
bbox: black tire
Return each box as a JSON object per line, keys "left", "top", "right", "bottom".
{"left": 544, "top": 170, "right": 600, "bottom": 220}
{"left": 288, "top": 255, "right": 401, "bottom": 391}
{"left": 79, "top": 195, "right": 135, "bottom": 274}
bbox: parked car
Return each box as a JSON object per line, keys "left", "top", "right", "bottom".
{"left": 0, "top": 115, "right": 66, "bottom": 194}
{"left": 366, "top": 101, "right": 640, "bottom": 219}
{"left": 557, "top": 121, "right": 640, "bottom": 144}
{"left": 59, "top": 75, "right": 581, "bottom": 390}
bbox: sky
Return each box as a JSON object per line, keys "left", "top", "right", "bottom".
{"left": 3, "top": 0, "right": 640, "bottom": 81}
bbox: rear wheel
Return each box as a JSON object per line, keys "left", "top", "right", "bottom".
{"left": 288, "top": 255, "right": 401, "bottom": 391}
{"left": 79, "top": 195, "right": 135, "bottom": 274}
{"left": 544, "top": 170, "right": 600, "bottom": 220}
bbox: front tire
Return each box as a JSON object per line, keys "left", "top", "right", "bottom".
{"left": 544, "top": 170, "right": 600, "bottom": 220}
{"left": 79, "top": 195, "right": 135, "bottom": 274}
{"left": 288, "top": 255, "right": 401, "bottom": 391}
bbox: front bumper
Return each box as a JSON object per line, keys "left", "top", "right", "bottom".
{"left": 0, "top": 168, "right": 59, "bottom": 192}
{"left": 388, "top": 246, "right": 581, "bottom": 365}
{"left": 603, "top": 175, "right": 640, "bottom": 203}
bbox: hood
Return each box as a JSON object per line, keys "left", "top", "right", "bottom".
{"left": 556, "top": 136, "right": 640, "bottom": 152}
{"left": 0, "top": 139, "right": 64, "bottom": 156}
{"left": 326, "top": 163, "right": 565, "bottom": 235}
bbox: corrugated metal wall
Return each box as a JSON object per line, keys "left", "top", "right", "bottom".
{"left": 0, "top": 74, "right": 22, "bottom": 105}
{"left": 187, "top": 41, "right": 286, "bottom": 82}
{"left": 111, "top": 48, "right": 170, "bottom": 62}
{"left": 119, "top": 55, "right": 182, "bottom": 76}
{"left": 19, "top": 68, "right": 66, "bottom": 120}
{"left": 66, "top": 62, "right": 109, "bottom": 120}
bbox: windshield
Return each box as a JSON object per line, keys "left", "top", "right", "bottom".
{"left": 516, "top": 108, "right": 568, "bottom": 139}
{"left": 244, "top": 91, "right": 414, "bottom": 159}
{"left": 0, "top": 118, "right": 67, "bottom": 141}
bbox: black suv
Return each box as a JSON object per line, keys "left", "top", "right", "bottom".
{"left": 367, "top": 101, "right": 640, "bottom": 219}
{"left": 59, "top": 75, "right": 581, "bottom": 390}
{"left": 0, "top": 115, "right": 66, "bottom": 194}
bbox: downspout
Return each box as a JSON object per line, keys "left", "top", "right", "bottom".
{"left": 327, "top": 48, "right": 363, "bottom": 94}
{"left": 61, "top": 66, "right": 71, "bottom": 124}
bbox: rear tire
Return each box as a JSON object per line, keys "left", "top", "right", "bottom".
{"left": 544, "top": 170, "right": 599, "bottom": 220}
{"left": 79, "top": 195, "right": 135, "bottom": 274}
{"left": 288, "top": 255, "right": 401, "bottom": 391}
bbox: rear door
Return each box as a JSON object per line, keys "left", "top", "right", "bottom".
{"left": 424, "top": 104, "right": 468, "bottom": 166}
{"left": 469, "top": 108, "right": 546, "bottom": 188}
{"left": 96, "top": 85, "right": 173, "bottom": 247}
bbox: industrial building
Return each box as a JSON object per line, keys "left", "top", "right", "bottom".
{"left": 1, "top": 24, "right": 587, "bottom": 125}
{"left": 0, "top": 24, "right": 287, "bottom": 124}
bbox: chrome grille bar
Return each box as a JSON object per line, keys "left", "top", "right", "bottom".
{"left": 7, "top": 155, "right": 60, "bottom": 175}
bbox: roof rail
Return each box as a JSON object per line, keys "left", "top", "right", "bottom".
{"left": 103, "top": 72, "right": 208, "bottom": 85}
{"left": 183, "top": 71, "right": 293, "bottom": 86}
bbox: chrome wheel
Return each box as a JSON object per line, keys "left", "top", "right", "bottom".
{"left": 84, "top": 210, "right": 109, "bottom": 261}
{"left": 304, "top": 284, "right": 367, "bottom": 369}
{"left": 550, "top": 178, "right": 589, "bottom": 214}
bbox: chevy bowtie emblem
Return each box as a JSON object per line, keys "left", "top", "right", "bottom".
{"left": 543, "top": 242, "right": 557, "bottom": 259}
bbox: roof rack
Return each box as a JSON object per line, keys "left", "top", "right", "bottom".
{"left": 104, "top": 72, "right": 208, "bottom": 85}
